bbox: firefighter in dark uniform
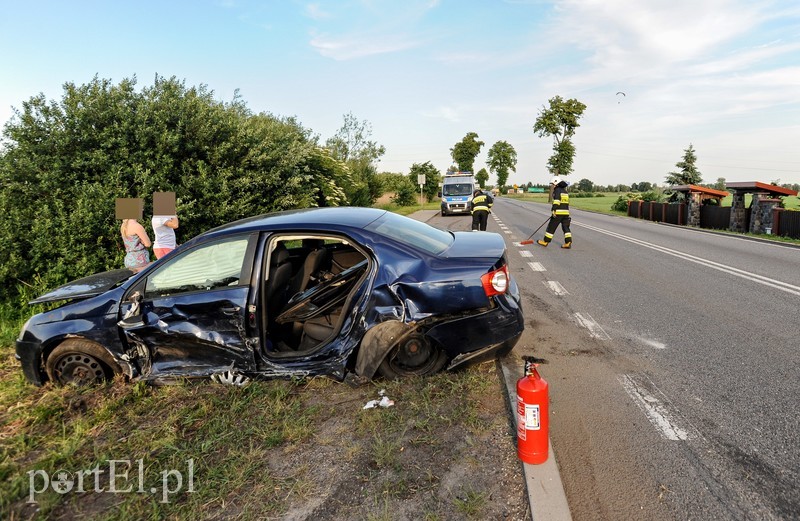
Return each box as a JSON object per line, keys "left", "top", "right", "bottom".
{"left": 538, "top": 176, "right": 572, "bottom": 248}
{"left": 470, "top": 188, "right": 493, "bottom": 231}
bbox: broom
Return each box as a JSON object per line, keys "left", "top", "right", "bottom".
{"left": 519, "top": 216, "right": 552, "bottom": 245}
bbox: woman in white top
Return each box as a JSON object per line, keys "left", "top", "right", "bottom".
{"left": 151, "top": 215, "right": 179, "bottom": 259}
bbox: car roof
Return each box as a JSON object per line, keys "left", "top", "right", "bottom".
{"left": 199, "top": 207, "right": 389, "bottom": 239}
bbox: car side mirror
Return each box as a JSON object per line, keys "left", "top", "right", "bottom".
{"left": 437, "top": 191, "right": 442, "bottom": 198}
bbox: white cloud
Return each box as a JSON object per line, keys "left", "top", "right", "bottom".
{"left": 305, "top": 3, "right": 332, "bottom": 20}
{"left": 420, "top": 106, "right": 461, "bottom": 123}
{"left": 309, "top": 32, "right": 419, "bottom": 60}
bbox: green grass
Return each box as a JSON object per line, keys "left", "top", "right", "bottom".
{"left": 0, "top": 339, "right": 511, "bottom": 520}
{"left": 505, "top": 192, "right": 626, "bottom": 216}
{"left": 375, "top": 200, "right": 440, "bottom": 216}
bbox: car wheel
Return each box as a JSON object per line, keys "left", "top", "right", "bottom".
{"left": 377, "top": 335, "right": 447, "bottom": 379}
{"left": 45, "top": 339, "right": 121, "bottom": 386}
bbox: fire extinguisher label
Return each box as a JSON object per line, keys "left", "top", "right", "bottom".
{"left": 517, "top": 396, "right": 541, "bottom": 441}
{"left": 524, "top": 404, "right": 540, "bottom": 430}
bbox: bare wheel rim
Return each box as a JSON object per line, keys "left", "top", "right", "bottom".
{"left": 53, "top": 353, "right": 107, "bottom": 385}
{"left": 387, "top": 337, "right": 439, "bottom": 375}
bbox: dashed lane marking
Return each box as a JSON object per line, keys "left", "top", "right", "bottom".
{"left": 528, "top": 262, "right": 546, "bottom": 272}
{"left": 619, "top": 374, "right": 691, "bottom": 441}
{"left": 544, "top": 280, "right": 568, "bottom": 295}
{"left": 519, "top": 250, "right": 533, "bottom": 257}
{"left": 573, "top": 312, "right": 611, "bottom": 341}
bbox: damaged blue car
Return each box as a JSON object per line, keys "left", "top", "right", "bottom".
{"left": 16, "top": 207, "right": 524, "bottom": 386}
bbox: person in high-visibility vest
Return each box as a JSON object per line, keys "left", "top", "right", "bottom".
{"left": 538, "top": 177, "right": 572, "bottom": 248}
{"left": 470, "top": 189, "right": 494, "bottom": 231}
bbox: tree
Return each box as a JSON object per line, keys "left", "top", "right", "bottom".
{"left": 665, "top": 144, "right": 702, "bottom": 186}
{"left": 576, "top": 178, "right": 594, "bottom": 192}
{"left": 713, "top": 177, "right": 726, "bottom": 191}
{"left": 450, "top": 132, "right": 484, "bottom": 172}
{"left": 326, "top": 112, "right": 386, "bottom": 206}
{"left": 532, "top": 96, "right": 586, "bottom": 177}
{"left": 391, "top": 179, "right": 417, "bottom": 206}
{"left": 408, "top": 161, "right": 441, "bottom": 201}
{"left": 475, "top": 168, "right": 489, "bottom": 188}
{"left": 0, "top": 75, "right": 349, "bottom": 306}
{"left": 486, "top": 141, "right": 517, "bottom": 191}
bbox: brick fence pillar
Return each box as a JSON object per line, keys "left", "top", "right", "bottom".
{"left": 729, "top": 190, "right": 747, "bottom": 232}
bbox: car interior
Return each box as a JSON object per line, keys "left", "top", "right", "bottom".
{"left": 262, "top": 236, "right": 368, "bottom": 355}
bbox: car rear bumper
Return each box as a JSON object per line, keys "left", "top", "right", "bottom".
{"left": 426, "top": 295, "right": 524, "bottom": 363}
{"left": 16, "top": 339, "right": 44, "bottom": 386}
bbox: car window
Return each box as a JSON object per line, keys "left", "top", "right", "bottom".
{"left": 366, "top": 212, "right": 454, "bottom": 255}
{"left": 145, "top": 236, "right": 250, "bottom": 297}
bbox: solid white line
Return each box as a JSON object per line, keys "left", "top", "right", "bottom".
{"left": 573, "top": 313, "right": 611, "bottom": 340}
{"left": 619, "top": 374, "right": 690, "bottom": 441}
{"left": 544, "top": 280, "right": 568, "bottom": 295}
{"left": 579, "top": 222, "right": 800, "bottom": 297}
{"left": 528, "top": 262, "right": 546, "bottom": 272}
{"left": 519, "top": 250, "right": 534, "bottom": 257}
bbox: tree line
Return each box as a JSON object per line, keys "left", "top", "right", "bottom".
{"left": 0, "top": 76, "right": 390, "bottom": 306}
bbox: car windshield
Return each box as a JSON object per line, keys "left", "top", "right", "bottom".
{"left": 366, "top": 212, "right": 454, "bottom": 255}
{"left": 442, "top": 183, "right": 473, "bottom": 196}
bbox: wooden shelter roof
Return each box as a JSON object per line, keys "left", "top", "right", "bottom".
{"left": 725, "top": 182, "right": 798, "bottom": 196}
{"left": 669, "top": 184, "right": 729, "bottom": 198}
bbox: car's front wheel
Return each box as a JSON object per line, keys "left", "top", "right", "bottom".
{"left": 377, "top": 335, "right": 447, "bottom": 379}
{"left": 45, "top": 339, "right": 121, "bottom": 386}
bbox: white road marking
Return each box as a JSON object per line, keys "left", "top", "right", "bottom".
{"left": 528, "top": 262, "right": 546, "bottom": 272}
{"left": 503, "top": 230, "right": 513, "bottom": 234}
{"left": 579, "top": 222, "right": 800, "bottom": 297}
{"left": 639, "top": 337, "right": 667, "bottom": 349}
{"left": 544, "top": 280, "right": 568, "bottom": 295}
{"left": 519, "top": 250, "right": 533, "bottom": 257}
{"left": 573, "top": 313, "right": 611, "bottom": 340}
{"left": 619, "top": 374, "right": 690, "bottom": 441}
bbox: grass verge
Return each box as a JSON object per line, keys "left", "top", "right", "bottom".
{"left": 0, "top": 342, "right": 524, "bottom": 520}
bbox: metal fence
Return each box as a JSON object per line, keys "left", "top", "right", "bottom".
{"left": 776, "top": 210, "right": 800, "bottom": 239}
{"left": 627, "top": 201, "right": 686, "bottom": 225}
{"left": 626, "top": 200, "right": 800, "bottom": 238}
{"left": 699, "top": 206, "right": 730, "bottom": 230}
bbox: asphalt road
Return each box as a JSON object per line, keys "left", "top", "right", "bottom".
{"left": 427, "top": 199, "right": 799, "bottom": 521}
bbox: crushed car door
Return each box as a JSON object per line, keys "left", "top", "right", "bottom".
{"left": 120, "top": 234, "right": 258, "bottom": 378}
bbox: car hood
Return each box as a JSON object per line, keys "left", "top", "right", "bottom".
{"left": 29, "top": 268, "right": 136, "bottom": 304}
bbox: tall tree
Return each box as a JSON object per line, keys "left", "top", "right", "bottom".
{"left": 326, "top": 112, "right": 385, "bottom": 206}
{"left": 475, "top": 167, "right": 489, "bottom": 189}
{"left": 450, "top": 132, "right": 484, "bottom": 172}
{"left": 665, "top": 144, "right": 702, "bottom": 185}
{"left": 532, "top": 96, "right": 587, "bottom": 178}
{"left": 486, "top": 140, "right": 517, "bottom": 190}
{"left": 576, "top": 178, "right": 594, "bottom": 192}
{"left": 408, "top": 161, "right": 441, "bottom": 201}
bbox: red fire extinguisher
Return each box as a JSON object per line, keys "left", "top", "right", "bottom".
{"left": 517, "top": 356, "right": 549, "bottom": 464}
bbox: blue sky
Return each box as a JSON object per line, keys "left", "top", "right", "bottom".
{"left": 2, "top": 0, "right": 799, "bottom": 188}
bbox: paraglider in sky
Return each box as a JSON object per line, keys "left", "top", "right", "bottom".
{"left": 616, "top": 91, "right": 626, "bottom": 104}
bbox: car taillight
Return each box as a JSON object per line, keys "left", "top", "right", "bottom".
{"left": 481, "top": 265, "right": 509, "bottom": 297}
